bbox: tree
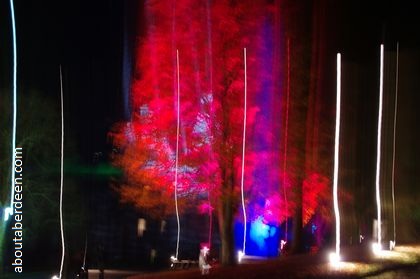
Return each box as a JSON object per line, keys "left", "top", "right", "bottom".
{"left": 111, "top": 0, "right": 341, "bottom": 264}
{"left": 109, "top": 0, "right": 283, "bottom": 265}
{"left": 0, "top": 89, "right": 87, "bottom": 274}
{"left": 279, "top": 0, "right": 340, "bottom": 253}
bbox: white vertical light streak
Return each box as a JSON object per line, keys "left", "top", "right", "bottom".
{"left": 333, "top": 53, "right": 342, "bottom": 258}
{"left": 391, "top": 42, "right": 399, "bottom": 247}
{"left": 205, "top": 0, "right": 213, "bottom": 251}
{"left": 7, "top": 0, "right": 17, "bottom": 220}
{"left": 174, "top": 49, "right": 181, "bottom": 259}
{"left": 240, "top": 48, "right": 248, "bottom": 255}
{"left": 375, "top": 44, "right": 384, "bottom": 247}
{"left": 59, "top": 66, "right": 65, "bottom": 279}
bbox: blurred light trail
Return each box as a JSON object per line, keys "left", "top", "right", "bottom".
{"left": 174, "top": 49, "right": 181, "bottom": 259}
{"left": 206, "top": 0, "right": 213, "bottom": 250}
{"left": 391, "top": 42, "right": 399, "bottom": 249}
{"left": 282, "top": 38, "right": 291, "bottom": 242}
{"left": 331, "top": 53, "right": 342, "bottom": 264}
{"left": 206, "top": 0, "right": 213, "bottom": 92}
{"left": 59, "top": 66, "right": 65, "bottom": 279}
{"left": 5, "top": 0, "right": 17, "bottom": 221}
{"left": 240, "top": 47, "right": 248, "bottom": 255}
{"left": 83, "top": 234, "right": 88, "bottom": 270}
{"left": 375, "top": 44, "right": 384, "bottom": 248}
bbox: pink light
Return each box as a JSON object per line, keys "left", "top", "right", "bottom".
{"left": 240, "top": 47, "right": 248, "bottom": 255}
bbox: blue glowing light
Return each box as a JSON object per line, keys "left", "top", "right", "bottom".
{"left": 233, "top": 11, "right": 284, "bottom": 259}
{"left": 236, "top": 216, "right": 280, "bottom": 257}
{"left": 311, "top": 223, "right": 318, "bottom": 234}
{"left": 250, "top": 216, "right": 270, "bottom": 249}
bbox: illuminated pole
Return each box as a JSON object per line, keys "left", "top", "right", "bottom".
{"left": 206, "top": 0, "right": 213, "bottom": 251}
{"left": 333, "top": 53, "right": 342, "bottom": 260}
{"left": 174, "top": 49, "right": 181, "bottom": 259}
{"left": 59, "top": 66, "right": 65, "bottom": 279}
{"left": 375, "top": 44, "right": 384, "bottom": 248}
{"left": 5, "top": 0, "right": 17, "bottom": 220}
{"left": 240, "top": 48, "right": 248, "bottom": 255}
{"left": 391, "top": 42, "right": 399, "bottom": 248}
{"left": 282, "top": 38, "right": 291, "bottom": 242}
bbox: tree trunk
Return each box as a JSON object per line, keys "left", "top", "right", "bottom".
{"left": 292, "top": 180, "right": 304, "bottom": 253}
{"left": 282, "top": 0, "right": 313, "bottom": 255}
{"left": 217, "top": 151, "right": 236, "bottom": 266}
{"left": 218, "top": 193, "right": 236, "bottom": 265}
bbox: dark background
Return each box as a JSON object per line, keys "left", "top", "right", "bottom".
{"left": 0, "top": 0, "right": 419, "bottom": 274}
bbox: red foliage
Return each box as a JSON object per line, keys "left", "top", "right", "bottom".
{"left": 109, "top": 1, "right": 334, "bottom": 232}
{"left": 302, "top": 173, "right": 330, "bottom": 225}
{"left": 109, "top": 0, "right": 275, "bottom": 217}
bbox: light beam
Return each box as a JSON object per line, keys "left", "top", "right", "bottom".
{"left": 6, "top": 0, "right": 17, "bottom": 220}
{"left": 391, "top": 42, "right": 399, "bottom": 249}
{"left": 240, "top": 47, "right": 248, "bottom": 255}
{"left": 375, "top": 44, "right": 384, "bottom": 248}
{"left": 282, "top": 37, "right": 291, "bottom": 243}
{"left": 331, "top": 53, "right": 342, "bottom": 264}
{"left": 59, "top": 66, "right": 65, "bottom": 279}
{"left": 174, "top": 49, "right": 181, "bottom": 260}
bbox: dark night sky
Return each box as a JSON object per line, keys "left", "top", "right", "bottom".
{"left": 1, "top": 0, "right": 128, "bottom": 163}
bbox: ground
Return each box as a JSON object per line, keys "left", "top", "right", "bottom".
{"left": 3, "top": 244, "right": 419, "bottom": 278}
{"left": 127, "top": 244, "right": 420, "bottom": 279}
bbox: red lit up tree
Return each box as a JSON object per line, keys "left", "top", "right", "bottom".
{"left": 110, "top": 0, "right": 337, "bottom": 265}
{"left": 280, "top": 0, "right": 336, "bottom": 252}
{"left": 109, "top": 0, "right": 279, "bottom": 265}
